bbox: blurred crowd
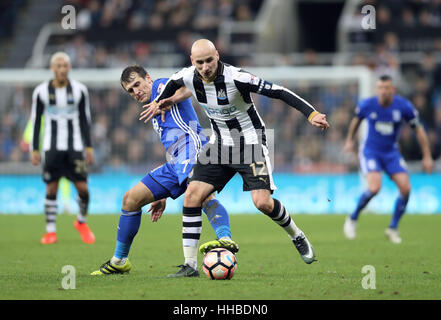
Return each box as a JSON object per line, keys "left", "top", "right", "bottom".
{"left": 1, "top": 0, "right": 440, "bottom": 173}
{"left": 47, "top": 0, "right": 262, "bottom": 69}
{"left": 0, "top": 0, "right": 26, "bottom": 41}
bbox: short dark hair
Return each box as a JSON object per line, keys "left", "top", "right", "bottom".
{"left": 120, "top": 65, "right": 148, "bottom": 86}
{"left": 378, "top": 74, "right": 393, "bottom": 82}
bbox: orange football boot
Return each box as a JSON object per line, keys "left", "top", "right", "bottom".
{"left": 41, "top": 232, "right": 57, "bottom": 244}
{"left": 74, "top": 220, "right": 95, "bottom": 244}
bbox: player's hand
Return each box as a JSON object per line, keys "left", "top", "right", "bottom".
{"left": 85, "top": 147, "right": 94, "bottom": 165}
{"left": 148, "top": 199, "right": 166, "bottom": 222}
{"left": 30, "top": 150, "right": 41, "bottom": 166}
{"left": 310, "top": 113, "right": 330, "bottom": 131}
{"left": 343, "top": 140, "right": 355, "bottom": 154}
{"left": 139, "top": 99, "right": 173, "bottom": 123}
{"left": 422, "top": 156, "right": 433, "bottom": 174}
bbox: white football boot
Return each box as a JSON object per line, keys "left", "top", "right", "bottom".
{"left": 343, "top": 216, "right": 357, "bottom": 240}
{"left": 385, "top": 228, "right": 402, "bottom": 244}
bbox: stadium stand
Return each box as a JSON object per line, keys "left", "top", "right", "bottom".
{"left": 0, "top": 0, "right": 440, "bottom": 174}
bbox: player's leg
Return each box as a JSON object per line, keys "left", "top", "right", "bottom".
{"left": 344, "top": 151, "right": 382, "bottom": 239}
{"left": 202, "top": 193, "right": 231, "bottom": 240}
{"left": 91, "top": 181, "right": 159, "bottom": 275}
{"left": 72, "top": 180, "right": 95, "bottom": 244}
{"left": 41, "top": 180, "right": 59, "bottom": 244}
{"left": 115, "top": 181, "right": 156, "bottom": 259}
{"left": 167, "top": 180, "right": 215, "bottom": 278}
{"left": 65, "top": 151, "right": 95, "bottom": 243}
{"left": 384, "top": 174, "right": 410, "bottom": 244}
{"left": 174, "top": 158, "right": 237, "bottom": 254}
{"left": 352, "top": 172, "right": 382, "bottom": 221}
{"left": 40, "top": 150, "right": 62, "bottom": 244}
{"left": 92, "top": 165, "right": 173, "bottom": 275}
{"left": 344, "top": 171, "right": 381, "bottom": 239}
{"left": 251, "top": 189, "right": 316, "bottom": 264}
{"left": 199, "top": 192, "right": 239, "bottom": 254}
{"left": 168, "top": 159, "right": 235, "bottom": 278}
{"left": 383, "top": 152, "right": 410, "bottom": 243}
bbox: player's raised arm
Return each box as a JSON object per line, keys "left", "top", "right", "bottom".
{"left": 233, "top": 70, "right": 329, "bottom": 130}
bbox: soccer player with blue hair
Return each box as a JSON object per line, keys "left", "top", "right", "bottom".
{"left": 91, "top": 65, "right": 238, "bottom": 277}
{"left": 343, "top": 75, "right": 433, "bottom": 243}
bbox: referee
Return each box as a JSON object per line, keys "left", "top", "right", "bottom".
{"left": 30, "top": 52, "right": 95, "bottom": 244}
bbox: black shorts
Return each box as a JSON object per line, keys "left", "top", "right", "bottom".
{"left": 42, "top": 150, "right": 88, "bottom": 183}
{"left": 189, "top": 142, "right": 275, "bottom": 193}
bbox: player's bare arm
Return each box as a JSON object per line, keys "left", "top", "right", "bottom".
{"left": 414, "top": 125, "right": 433, "bottom": 174}
{"left": 343, "top": 116, "right": 362, "bottom": 153}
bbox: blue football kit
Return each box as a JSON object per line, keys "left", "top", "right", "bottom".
{"left": 140, "top": 78, "right": 208, "bottom": 199}
{"left": 356, "top": 94, "right": 419, "bottom": 176}
{"left": 348, "top": 94, "right": 420, "bottom": 228}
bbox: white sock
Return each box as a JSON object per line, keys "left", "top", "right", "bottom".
{"left": 270, "top": 200, "right": 301, "bottom": 239}
{"left": 46, "top": 222, "right": 56, "bottom": 233}
{"left": 182, "top": 209, "right": 202, "bottom": 270}
{"left": 183, "top": 246, "right": 198, "bottom": 269}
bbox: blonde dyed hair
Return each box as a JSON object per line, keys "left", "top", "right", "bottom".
{"left": 50, "top": 52, "right": 71, "bottom": 66}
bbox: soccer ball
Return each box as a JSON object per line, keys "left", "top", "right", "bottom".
{"left": 202, "top": 248, "right": 237, "bottom": 280}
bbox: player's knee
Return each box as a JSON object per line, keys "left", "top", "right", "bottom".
{"left": 184, "top": 185, "right": 203, "bottom": 207}
{"left": 77, "top": 189, "right": 89, "bottom": 199}
{"left": 400, "top": 185, "right": 411, "bottom": 197}
{"left": 122, "top": 190, "right": 142, "bottom": 212}
{"left": 253, "top": 196, "right": 272, "bottom": 214}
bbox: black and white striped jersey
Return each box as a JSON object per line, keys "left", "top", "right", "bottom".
{"left": 155, "top": 61, "right": 317, "bottom": 147}
{"left": 30, "top": 79, "right": 92, "bottom": 152}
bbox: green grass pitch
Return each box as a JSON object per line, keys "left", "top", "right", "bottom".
{"left": 0, "top": 213, "right": 440, "bottom": 300}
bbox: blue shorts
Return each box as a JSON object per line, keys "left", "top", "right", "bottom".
{"left": 359, "top": 148, "right": 408, "bottom": 176}
{"left": 140, "top": 161, "right": 194, "bottom": 200}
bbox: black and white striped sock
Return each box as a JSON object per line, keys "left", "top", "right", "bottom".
{"left": 45, "top": 194, "right": 57, "bottom": 233}
{"left": 182, "top": 207, "right": 202, "bottom": 269}
{"left": 77, "top": 193, "right": 89, "bottom": 223}
{"left": 266, "top": 199, "right": 300, "bottom": 239}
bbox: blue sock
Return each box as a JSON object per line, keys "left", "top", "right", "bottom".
{"left": 114, "top": 209, "right": 142, "bottom": 259}
{"left": 350, "top": 190, "right": 375, "bottom": 221}
{"left": 202, "top": 199, "right": 231, "bottom": 239}
{"left": 389, "top": 194, "right": 409, "bottom": 229}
